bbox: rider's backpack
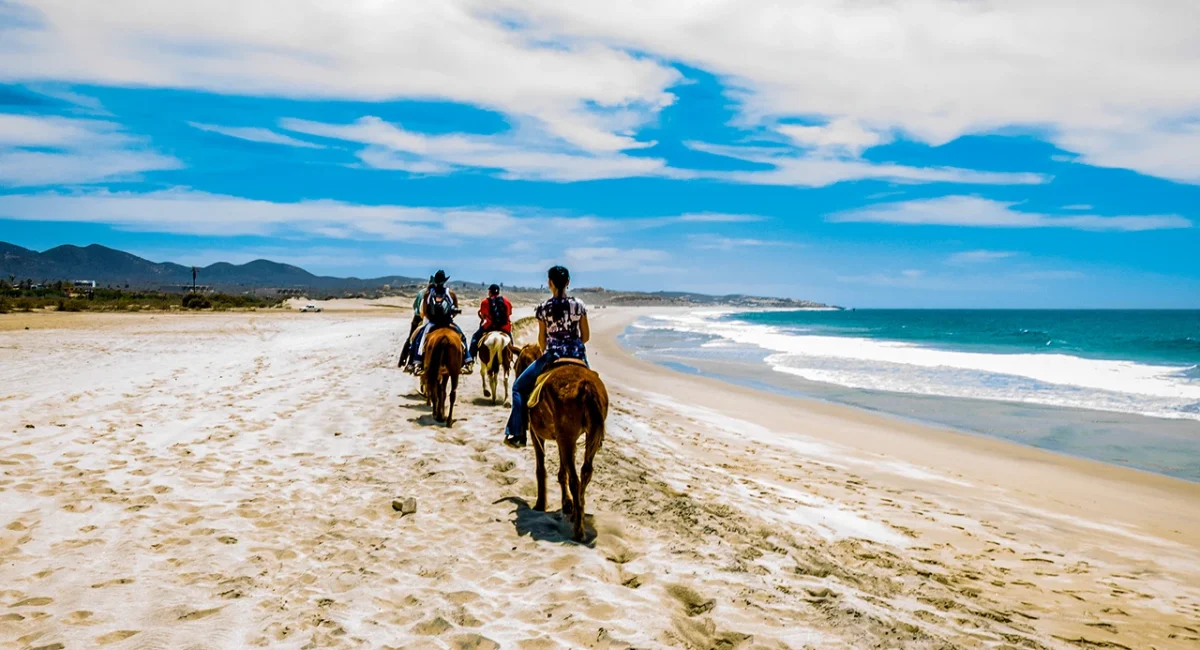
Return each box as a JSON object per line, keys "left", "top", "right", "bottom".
{"left": 426, "top": 287, "right": 455, "bottom": 325}
{"left": 488, "top": 296, "right": 509, "bottom": 329}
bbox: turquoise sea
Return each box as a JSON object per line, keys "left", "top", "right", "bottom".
{"left": 621, "top": 309, "right": 1200, "bottom": 481}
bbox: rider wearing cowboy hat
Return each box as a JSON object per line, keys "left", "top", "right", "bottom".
{"left": 408, "top": 270, "right": 473, "bottom": 373}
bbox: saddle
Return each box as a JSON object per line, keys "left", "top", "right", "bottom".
{"left": 527, "top": 358, "right": 589, "bottom": 409}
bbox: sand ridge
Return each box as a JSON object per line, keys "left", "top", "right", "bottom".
{"left": 2, "top": 309, "right": 1199, "bottom": 649}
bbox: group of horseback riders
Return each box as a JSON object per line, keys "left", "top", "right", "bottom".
{"left": 399, "top": 265, "right": 590, "bottom": 449}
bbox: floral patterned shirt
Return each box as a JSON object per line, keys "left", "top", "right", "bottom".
{"left": 535, "top": 296, "right": 587, "bottom": 360}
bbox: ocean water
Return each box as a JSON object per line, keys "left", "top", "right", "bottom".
{"left": 621, "top": 309, "right": 1200, "bottom": 481}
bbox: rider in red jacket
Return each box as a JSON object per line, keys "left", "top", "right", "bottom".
{"left": 469, "top": 284, "right": 513, "bottom": 359}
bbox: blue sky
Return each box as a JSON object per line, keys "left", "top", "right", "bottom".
{"left": 1, "top": 1, "right": 1198, "bottom": 307}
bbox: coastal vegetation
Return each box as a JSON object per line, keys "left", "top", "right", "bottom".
{"left": 0, "top": 280, "right": 282, "bottom": 313}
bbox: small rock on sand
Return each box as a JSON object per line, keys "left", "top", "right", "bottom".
{"left": 392, "top": 497, "right": 418, "bottom": 515}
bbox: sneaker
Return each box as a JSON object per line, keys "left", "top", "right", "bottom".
{"left": 462, "top": 361, "right": 475, "bottom": 374}
{"left": 503, "top": 434, "right": 526, "bottom": 449}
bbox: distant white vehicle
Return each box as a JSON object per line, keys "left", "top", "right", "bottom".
{"left": 299, "top": 303, "right": 323, "bottom": 313}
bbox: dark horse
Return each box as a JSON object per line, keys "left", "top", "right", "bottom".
{"left": 515, "top": 344, "right": 610, "bottom": 542}
{"left": 423, "top": 328, "right": 463, "bottom": 426}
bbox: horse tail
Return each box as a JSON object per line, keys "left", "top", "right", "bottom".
{"left": 581, "top": 378, "right": 607, "bottom": 457}
{"left": 425, "top": 335, "right": 444, "bottom": 403}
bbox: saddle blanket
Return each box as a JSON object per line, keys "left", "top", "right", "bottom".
{"left": 527, "top": 358, "right": 589, "bottom": 409}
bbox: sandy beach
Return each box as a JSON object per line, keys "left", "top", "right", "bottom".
{"left": 2, "top": 306, "right": 1199, "bottom": 649}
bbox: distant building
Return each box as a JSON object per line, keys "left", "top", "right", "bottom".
{"left": 73, "top": 280, "right": 96, "bottom": 288}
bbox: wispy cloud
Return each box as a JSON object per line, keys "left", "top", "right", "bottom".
{"left": 836, "top": 268, "right": 931, "bottom": 288}
{"left": 674, "top": 213, "right": 766, "bottom": 224}
{"left": 946, "top": 250, "right": 1019, "bottom": 265}
{"left": 281, "top": 116, "right": 1039, "bottom": 188}
{"left": 830, "top": 196, "right": 1191, "bottom": 231}
{"left": 282, "top": 116, "right": 670, "bottom": 182}
{"left": 686, "top": 141, "right": 1046, "bottom": 188}
{"left": 689, "top": 235, "right": 790, "bottom": 251}
{"left": 188, "top": 122, "right": 325, "bottom": 149}
{"left": 0, "top": 113, "right": 180, "bottom": 186}
{"left": 0, "top": 188, "right": 756, "bottom": 252}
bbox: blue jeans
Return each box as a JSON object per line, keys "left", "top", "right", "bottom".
{"left": 504, "top": 352, "right": 588, "bottom": 443}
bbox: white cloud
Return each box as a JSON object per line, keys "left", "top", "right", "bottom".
{"left": 0, "top": 149, "right": 181, "bottom": 186}
{"left": 946, "top": 250, "right": 1019, "bottom": 264}
{"left": 0, "top": 0, "right": 678, "bottom": 155}
{"left": 0, "top": 113, "right": 180, "bottom": 186}
{"left": 837, "top": 269, "right": 933, "bottom": 288}
{"left": 777, "top": 118, "right": 890, "bottom": 157}
{"left": 0, "top": 187, "right": 535, "bottom": 239}
{"left": 673, "top": 213, "right": 766, "bottom": 223}
{"left": 486, "top": 0, "right": 1200, "bottom": 183}
{"left": 1063, "top": 204, "right": 1093, "bottom": 211}
{"left": 1055, "top": 123, "right": 1200, "bottom": 184}
{"left": 188, "top": 122, "right": 324, "bottom": 149}
{"left": 689, "top": 235, "right": 788, "bottom": 251}
{"left": 686, "top": 141, "right": 1046, "bottom": 187}
{"left": 0, "top": 114, "right": 124, "bottom": 148}
{"left": 0, "top": 187, "right": 748, "bottom": 251}
{"left": 830, "top": 196, "right": 1191, "bottom": 231}
{"left": 1, "top": 0, "right": 1126, "bottom": 186}
{"left": 283, "top": 116, "right": 671, "bottom": 181}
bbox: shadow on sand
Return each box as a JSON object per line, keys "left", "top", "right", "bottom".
{"left": 494, "top": 496, "right": 595, "bottom": 546}
{"left": 409, "top": 414, "right": 447, "bottom": 427}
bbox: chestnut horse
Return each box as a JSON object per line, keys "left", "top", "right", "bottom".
{"left": 422, "top": 328, "right": 462, "bottom": 426}
{"left": 478, "top": 330, "right": 516, "bottom": 405}
{"left": 515, "top": 344, "right": 610, "bottom": 542}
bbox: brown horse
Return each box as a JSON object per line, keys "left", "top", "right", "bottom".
{"left": 422, "top": 328, "right": 462, "bottom": 426}
{"left": 517, "top": 344, "right": 610, "bottom": 542}
{"left": 514, "top": 343, "right": 540, "bottom": 376}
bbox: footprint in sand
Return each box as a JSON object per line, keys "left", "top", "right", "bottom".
{"left": 96, "top": 630, "right": 140, "bottom": 644}
{"left": 10, "top": 596, "right": 53, "bottom": 607}
{"left": 63, "top": 610, "right": 95, "bottom": 625}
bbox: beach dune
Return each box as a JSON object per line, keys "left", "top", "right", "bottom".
{"left": 1, "top": 308, "right": 1198, "bottom": 649}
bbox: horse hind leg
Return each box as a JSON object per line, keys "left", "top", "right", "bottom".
{"left": 577, "top": 432, "right": 599, "bottom": 543}
{"left": 558, "top": 435, "right": 584, "bottom": 541}
{"left": 557, "top": 456, "right": 573, "bottom": 519}
{"left": 446, "top": 372, "right": 458, "bottom": 427}
{"left": 532, "top": 437, "right": 548, "bottom": 512}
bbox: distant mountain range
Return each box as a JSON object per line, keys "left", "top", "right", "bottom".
{"left": 0, "top": 242, "right": 423, "bottom": 291}
{"left": 0, "top": 241, "right": 838, "bottom": 308}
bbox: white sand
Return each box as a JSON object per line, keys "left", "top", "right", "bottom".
{"left": 2, "top": 308, "right": 1199, "bottom": 649}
